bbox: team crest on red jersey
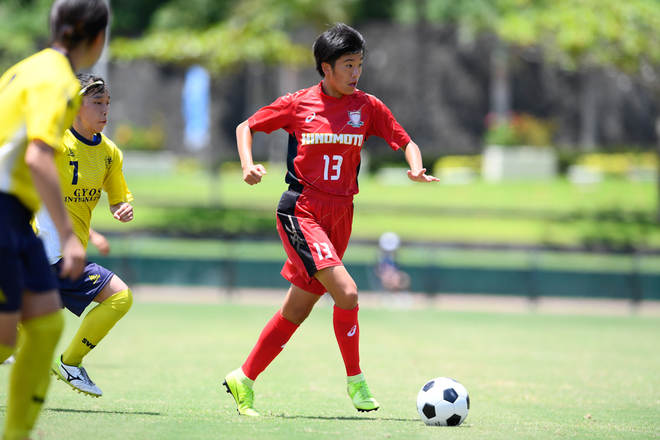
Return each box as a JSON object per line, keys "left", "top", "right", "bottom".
{"left": 347, "top": 110, "right": 364, "bottom": 128}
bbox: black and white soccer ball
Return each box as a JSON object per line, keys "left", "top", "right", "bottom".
{"left": 416, "top": 377, "right": 470, "bottom": 426}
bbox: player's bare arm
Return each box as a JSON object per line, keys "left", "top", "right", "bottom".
{"left": 89, "top": 228, "right": 110, "bottom": 256}
{"left": 26, "top": 139, "right": 85, "bottom": 279}
{"left": 111, "top": 202, "right": 133, "bottom": 223}
{"left": 237, "top": 119, "right": 267, "bottom": 185}
{"left": 402, "top": 141, "right": 439, "bottom": 183}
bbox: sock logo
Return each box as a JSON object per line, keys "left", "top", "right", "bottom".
{"left": 347, "top": 325, "right": 357, "bottom": 337}
{"left": 82, "top": 338, "right": 96, "bottom": 349}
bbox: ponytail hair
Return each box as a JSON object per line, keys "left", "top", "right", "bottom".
{"left": 49, "top": 0, "right": 108, "bottom": 50}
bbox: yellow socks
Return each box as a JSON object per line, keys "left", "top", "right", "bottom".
{"left": 61, "top": 289, "right": 133, "bottom": 366}
{"left": 4, "top": 310, "right": 64, "bottom": 440}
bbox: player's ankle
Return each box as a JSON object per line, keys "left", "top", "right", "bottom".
{"left": 235, "top": 368, "right": 255, "bottom": 388}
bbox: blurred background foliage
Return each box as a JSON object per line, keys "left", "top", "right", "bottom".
{"left": 484, "top": 112, "right": 557, "bottom": 147}
{"left": 4, "top": 0, "right": 660, "bottom": 253}
{"left": 0, "top": 0, "right": 52, "bottom": 73}
{"left": 2, "top": 0, "right": 659, "bottom": 79}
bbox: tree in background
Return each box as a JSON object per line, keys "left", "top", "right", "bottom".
{"left": 110, "top": 0, "right": 356, "bottom": 75}
{"left": 493, "top": 0, "right": 660, "bottom": 216}
{"left": 6, "top": 0, "right": 659, "bottom": 156}
{"left": 0, "top": 0, "right": 51, "bottom": 73}
{"left": 379, "top": 0, "right": 660, "bottom": 151}
{"left": 495, "top": 0, "right": 660, "bottom": 152}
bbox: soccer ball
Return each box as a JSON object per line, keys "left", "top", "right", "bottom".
{"left": 416, "top": 377, "right": 470, "bottom": 426}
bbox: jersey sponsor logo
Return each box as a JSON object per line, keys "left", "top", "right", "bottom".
{"left": 300, "top": 132, "right": 364, "bottom": 146}
{"left": 347, "top": 110, "right": 364, "bottom": 128}
{"left": 347, "top": 325, "right": 357, "bottom": 337}
{"left": 82, "top": 338, "right": 97, "bottom": 349}
{"left": 88, "top": 274, "right": 101, "bottom": 284}
{"left": 305, "top": 112, "right": 316, "bottom": 123}
{"left": 65, "top": 187, "right": 102, "bottom": 203}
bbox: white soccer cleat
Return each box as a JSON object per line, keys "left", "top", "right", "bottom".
{"left": 51, "top": 355, "right": 103, "bottom": 397}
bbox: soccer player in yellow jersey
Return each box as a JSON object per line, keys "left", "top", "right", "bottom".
{"left": 0, "top": 1, "right": 108, "bottom": 439}
{"left": 34, "top": 74, "right": 134, "bottom": 398}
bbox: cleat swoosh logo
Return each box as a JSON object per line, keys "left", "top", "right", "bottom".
{"left": 347, "top": 325, "right": 357, "bottom": 337}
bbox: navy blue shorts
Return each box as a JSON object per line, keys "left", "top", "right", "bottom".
{"left": 0, "top": 193, "right": 58, "bottom": 313}
{"left": 54, "top": 259, "right": 114, "bottom": 317}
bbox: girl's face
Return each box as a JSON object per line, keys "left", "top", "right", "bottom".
{"left": 321, "top": 52, "right": 363, "bottom": 98}
{"left": 77, "top": 88, "right": 109, "bottom": 136}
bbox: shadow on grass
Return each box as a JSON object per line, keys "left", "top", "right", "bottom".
{"left": 273, "top": 414, "right": 418, "bottom": 422}
{"left": 44, "top": 408, "right": 161, "bottom": 416}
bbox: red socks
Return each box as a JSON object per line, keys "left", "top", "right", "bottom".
{"left": 333, "top": 304, "right": 361, "bottom": 376}
{"left": 242, "top": 310, "right": 299, "bottom": 381}
{"left": 241, "top": 305, "right": 362, "bottom": 380}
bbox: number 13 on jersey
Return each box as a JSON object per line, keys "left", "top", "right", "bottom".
{"left": 323, "top": 155, "right": 342, "bottom": 181}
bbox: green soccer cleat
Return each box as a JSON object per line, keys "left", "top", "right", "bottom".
{"left": 223, "top": 369, "right": 260, "bottom": 416}
{"left": 347, "top": 374, "right": 380, "bottom": 412}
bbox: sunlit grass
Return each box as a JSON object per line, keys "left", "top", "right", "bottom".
{"left": 1, "top": 300, "right": 658, "bottom": 439}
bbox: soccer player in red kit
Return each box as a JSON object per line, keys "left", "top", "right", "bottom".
{"left": 224, "top": 23, "right": 439, "bottom": 416}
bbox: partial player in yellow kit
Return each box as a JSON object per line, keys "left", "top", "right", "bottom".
{"left": 0, "top": 1, "right": 109, "bottom": 438}
{"left": 35, "top": 74, "right": 134, "bottom": 398}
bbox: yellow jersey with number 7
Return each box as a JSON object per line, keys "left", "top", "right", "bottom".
{"left": 35, "top": 128, "right": 133, "bottom": 263}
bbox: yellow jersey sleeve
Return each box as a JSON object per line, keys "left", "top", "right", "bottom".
{"left": 103, "top": 137, "right": 133, "bottom": 205}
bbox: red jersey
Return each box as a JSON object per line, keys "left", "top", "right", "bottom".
{"left": 248, "top": 82, "right": 411, "bottom": 196}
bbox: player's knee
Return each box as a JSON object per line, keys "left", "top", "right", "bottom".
{"left": 22, "top": 310, "right": 64, "bottom": 340}
{"left": 336, "top": 285, "right": 358, "bottom": 310}
{"left": 283, "top": 302, "right": 314, "bottom": 325}
{"left": 104, "top": 288, "right": 133, "bottom": 314}
{"left": 122, "top": 288, "right": 134, "bottom": 312}
{"left": 285, "top": 309, "right": 310, "bottom": 325}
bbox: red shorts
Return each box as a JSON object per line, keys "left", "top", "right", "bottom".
{"left": 276, "top": 186, "right": 353, "bottom": 295}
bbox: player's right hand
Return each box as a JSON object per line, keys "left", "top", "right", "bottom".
{"left": 89, "top": 229, "right": 111, "bottom": 256}
{"left": 59, "top": 234, "right": 86, "bottom": 280}
{"left": 243, "top": 164, "right": 267, "bottom": 185}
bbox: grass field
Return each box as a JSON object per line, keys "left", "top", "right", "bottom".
{"left": 2, "top": 292, "right": 658, "bottom": 439}
{"left": 89, "top": 165, "right": 660, "bottom": 248}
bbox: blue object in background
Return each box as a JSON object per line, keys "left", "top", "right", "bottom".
{"left": 182, "top": 65, "right": 211, "bottom": 151}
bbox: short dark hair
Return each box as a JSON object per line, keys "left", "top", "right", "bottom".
{"left": 313, "top": 23, "right": 366, "bottom": 78}
{"left": 49, "top": 0, "right": 109, "bottom": 50}
{"left": 77, "top": 73, "right": 108, "bottom": 97}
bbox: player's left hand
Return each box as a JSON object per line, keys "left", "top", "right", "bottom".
{"left": 407, "top": 168, "right": 439, "bottom": 183}
{"left": 111, "top": 202, "right": 134, "bottom": 223}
